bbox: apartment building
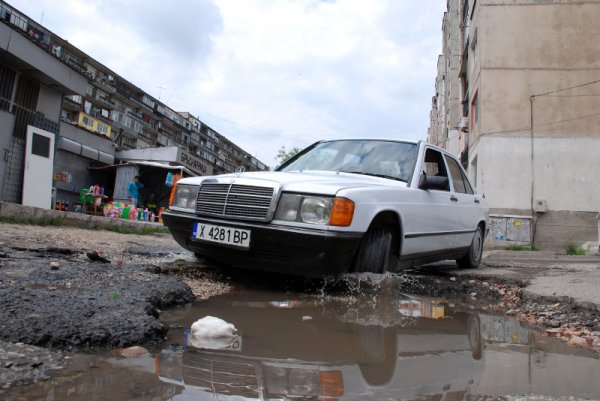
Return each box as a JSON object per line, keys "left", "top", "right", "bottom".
{"left": 428, "top": 0, "right": 600, "bottom": 249}
{"left": 0, "top": 1, "right": 266, "bottom": 210}
{"left": 0, "top": 1, "right": 268, "bottom": 207}
{"left": 428, "top": 3, "right": 464, "bottom": 157}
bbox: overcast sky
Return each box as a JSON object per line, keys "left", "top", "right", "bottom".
{"left": 11, "top": 0, "right": 445, "bottom": 167}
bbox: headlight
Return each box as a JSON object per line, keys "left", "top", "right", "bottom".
{"left": 300, "top": 197, "right": 332, "bottom": 224}
{"left": 274, "top": 194, "right": 355, "bottom": 226}
{"left": 170, "top": 185, "right": 197, "bottom": 210}
{"left": 274, "top": 194, "right": 332, "bottom": 225}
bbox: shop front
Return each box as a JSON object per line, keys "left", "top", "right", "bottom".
{"left": 105, "top": 146, "right": 212, "bottom": 219}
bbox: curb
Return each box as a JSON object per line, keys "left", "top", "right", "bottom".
{"left": 0, "top": 201, "right": 167, "bottom": 233}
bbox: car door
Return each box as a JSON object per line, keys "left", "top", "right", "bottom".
{"left": 403, "top": 147, "right": 457, "bottom": 255}
{"left": 444, "top": 154, "right": 481, "bottom": 249}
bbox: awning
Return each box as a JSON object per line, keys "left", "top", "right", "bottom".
{"left": 88, "top": 161, "right": 194, "bottom": 176}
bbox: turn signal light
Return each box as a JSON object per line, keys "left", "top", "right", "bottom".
{"left": 329, "top": 197, "right": 355, "bottom": 227}
{"left": 320, "top": 370, "right": 344, "bottom": 397}
{"left": 169, "top": 182, "right": 177, "bottom": 207}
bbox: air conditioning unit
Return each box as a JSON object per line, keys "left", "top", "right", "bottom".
{"left": 458, "top": 116, "right": 469, "bottom": 129}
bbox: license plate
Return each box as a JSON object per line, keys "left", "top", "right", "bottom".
{"left": 193, "top": 223, "right": 251, "bottom": 249}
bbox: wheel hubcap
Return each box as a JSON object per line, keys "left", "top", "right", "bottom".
{"left": 473, "top": 230, "right": 483, "bottom": 262}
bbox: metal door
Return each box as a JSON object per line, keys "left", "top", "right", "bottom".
{"left": 22, "top": 125, "right": 55, "bottom": 209}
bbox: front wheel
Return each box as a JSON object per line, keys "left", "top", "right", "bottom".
{"left": 456, "top": 225, "right": 484, "bottom": 269}
{"left": 353, "top": 226, "right": 397, "bottom": 274}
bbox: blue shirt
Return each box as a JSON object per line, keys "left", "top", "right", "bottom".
{"left": 128, "top": 181, "right": 144, "bottom": 198}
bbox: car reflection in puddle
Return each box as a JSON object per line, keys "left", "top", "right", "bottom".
{"left": 157, "top": 291, "right": 485, "bottom": 400}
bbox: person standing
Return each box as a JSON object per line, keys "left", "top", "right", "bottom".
{"left": 127, "top": 176, "right": 144, "bottom": 206}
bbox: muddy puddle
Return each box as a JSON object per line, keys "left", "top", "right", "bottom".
{"left": 7, "top": 281, "right": 600, "bottom": 401}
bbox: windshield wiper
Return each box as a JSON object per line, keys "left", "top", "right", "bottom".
{"left": 343, "top": 171, "right": 407, "bottom": 182}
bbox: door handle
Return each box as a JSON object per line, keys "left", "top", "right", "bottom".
{"left": 474, "top": 198, "right": 480, "bottom": 204}
{"left": 450, "top": 195, "right": 458, "bottom": 202}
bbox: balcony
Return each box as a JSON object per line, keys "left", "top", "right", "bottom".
{"left": 90, "top": 75, "right": 116, "bottom": 94}
{"left": 62, "top": 96, "right": 81, "bottom": 111}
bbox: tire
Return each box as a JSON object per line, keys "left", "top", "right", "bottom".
{"left": 353, "top": 226, "right": 397, "bottom": 274}
{"left": 467, "top": 315, "right": 483, "bottom": 360}
{"left": 354, "top": 326, "right": 397, "bottom": 386}
{"left": 456, "top": 225, "right": 484, "bottom": 269}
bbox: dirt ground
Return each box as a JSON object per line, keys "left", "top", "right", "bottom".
{"left": 0, "top": 222, "right": 598, "bottom": 393}
{"left": 0, "top": 223, "right": 229, "bottom": 391}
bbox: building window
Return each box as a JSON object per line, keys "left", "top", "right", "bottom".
{"left": 142, "top": 95, "right": 155, "bottom": 108}
{"left": 470, "top": 91, "right": 479, "bottom": 128}
{"left": 97, "top": 123, "right": 108, "bottom": 135}
{"left": 10, "top": 13, "right": 28, "bottom": 31}
{"left": 82, "top": 115, "right": 94, "bottom": 128}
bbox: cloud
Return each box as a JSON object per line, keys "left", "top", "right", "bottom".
{"left": 10, "top": 0, "right": 445, "bottom": 167}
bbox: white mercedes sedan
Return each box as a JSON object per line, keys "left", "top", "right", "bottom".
{"left": 162, "top": 139, "right": 489, "bottom": 277}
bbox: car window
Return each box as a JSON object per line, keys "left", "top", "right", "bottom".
{"left": 423, "top": 148, "right": 450, "bottom": 191}
{"left": 279, "top": 140, "right": 418, "bottom": 182}
{"left": 460, "top": 168, "right": 475, "bottom": 195}
{"left": 445, "top": 155, "right": 473, "bottom": 194}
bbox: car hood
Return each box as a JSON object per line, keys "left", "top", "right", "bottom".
{"left": 178, "top": 170, "right": 408, "bottom": 196}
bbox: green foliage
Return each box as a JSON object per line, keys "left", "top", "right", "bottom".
{"left": 0, "top": 216, "right": 66, "bottom": 226}
{"left": 275, "top": 145, "right": 301, "bottom": 165}
{"left": 106, "top": 224, "right": 170, "bottom": 235}
{"left": 565, "top": 244, "right": 586, "bottom": 256}
{"left": 507, "top": 244, "right": 537, "bottom": 251}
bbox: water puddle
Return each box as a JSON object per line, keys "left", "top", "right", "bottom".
{"left": 10, "top": 286, "right": 600, "bottom": 401}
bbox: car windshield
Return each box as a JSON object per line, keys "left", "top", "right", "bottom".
{"left": 278, "top": 140, "right": 418, "bottom": 182}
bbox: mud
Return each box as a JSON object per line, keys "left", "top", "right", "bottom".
{"left": 0, "top": 342, "right": 63, "bottom": 390}
{"left": 381, "top": 269, "right": 600, "bottom": 353}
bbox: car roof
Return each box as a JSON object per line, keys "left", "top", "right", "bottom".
{"left": 317, "top": 138, "right": 420, "bottom": 145}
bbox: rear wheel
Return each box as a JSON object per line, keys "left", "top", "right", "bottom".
{"left": 456, "top": 225, "right": 484, "bottom": 269}
{"left": 353, "top": 226, "right": 397, "bottom": 274}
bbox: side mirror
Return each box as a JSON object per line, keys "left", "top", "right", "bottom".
{"left": 419, "top": 173, "right": 449, "bottom": 191}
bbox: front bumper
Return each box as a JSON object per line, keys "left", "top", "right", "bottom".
{"left": 162, "top": 210, "right": 363, "bottom": 277}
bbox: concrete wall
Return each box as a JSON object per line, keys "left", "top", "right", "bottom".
{"left": 473, "top": 1, "right": 600, "bottom": 143}
{"left": 475, "top": 136, "right": 600, "bottom": 213}
{"left": 116, "top": 147, "right": 179, "bottom": 163}
{"left": 0, "top": 110, "right": 15, "bottom": 198}
{"left": 474, "top": 135, "right": 600, "bottom": 247}
{"left": 0, "top": 201, "right": 164, "bottom": 232}
{"left": 535, "top": 211, "right": 598, "bottom": 250}
{"left": 36, "top": 86, "right": 62, "bottom": 122}
{"left": 0, "top": 23, "right": 86, "bottom": 95}
{"left": 53, "top": 149, "right": 95, "bottom": 205}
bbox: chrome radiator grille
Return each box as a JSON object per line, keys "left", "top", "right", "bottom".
{"left": 196, "top": 183, "right": 275, "bottom": 221}
{"left": 183, "top": 354, "right": 259, "bottom": 398}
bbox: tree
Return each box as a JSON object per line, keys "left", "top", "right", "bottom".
{"left": 275, "top": 145, "right": 300, "bottom": 165}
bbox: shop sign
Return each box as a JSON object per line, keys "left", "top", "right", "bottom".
{"left": 178, "top": 151, "right": 213, "bottom": 176}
